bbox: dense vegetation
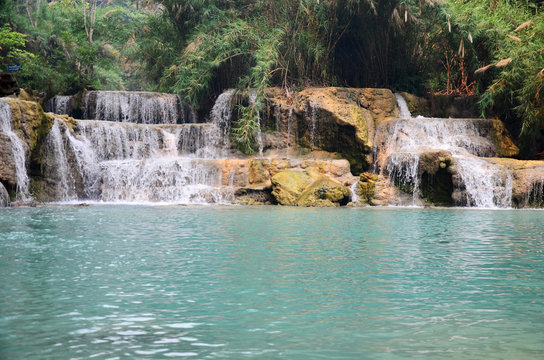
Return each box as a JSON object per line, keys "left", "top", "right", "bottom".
{"left": 1, "top": 0, "right": 543, "bottom": 155}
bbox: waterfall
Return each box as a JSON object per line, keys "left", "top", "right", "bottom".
{"left": 395, "top": 93, "right": 412, "bottom": 119}
{"left": 0, "top": 99, "right": 30, "bottom": 200}
{"left": 210, "top": 89, "right": 235, "bottom": 153}
{"left": 42, "top": 118, "right": 76, "bottom": 200}
{"left": 47, "top": 95, "right": 72, "bottom": 115}
{"left": 44, "top": 116, "right": 227, "bottom": 204}
{"left": 350, "top": 182, "right": 359, "bottom": 203}
{"left": 286, "top": 108, "right": 294, "bottom": 157}
{"left": 249, "top": 90, "right": 264, "bottom": 157}
{"left": 84, "top": 91, "right": 194, "bottom": 124}
{"left": 453, "top": 156, "right": 512, "bottom": 208}
{"left": 374, "top": 94, "right": 513, "bottom": 208}
{"left": 310, "top": 100, "right": 318, "bottom": 150}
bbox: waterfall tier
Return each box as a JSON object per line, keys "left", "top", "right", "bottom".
{"left": 373, "top": 94, "right": 516, "bottom": 208}
{"left": 41, "top": 118, "right": 229, "bottom": 203}
{"left": 47, "top": 91, "right": 196, "bottom": 124}
{"left": 5, "top": 87, "right": 543, "bottom": 207}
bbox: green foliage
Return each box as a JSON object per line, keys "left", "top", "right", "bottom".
{"left": 0, "top": 25, "right": 35, "bottom": 68}
{"left": 3, "top": 0, "right": 151, "bottom": 94}
{"left": 446, "top": 0, "right": 544, "bottom": 151}
{"left": 4, "top": 0, "right": 544, "bottom": 155}
{"left": 161, "top": 0, "right": 444, "bottom": 152}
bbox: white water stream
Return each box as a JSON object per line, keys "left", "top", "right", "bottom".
{"left": 0, "top": 99, "right": 30, "bottom": 200}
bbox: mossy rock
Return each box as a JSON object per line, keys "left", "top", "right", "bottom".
{"left": 490, "top": 118, "right": 519, "bottom": 158}
{"left": 271, "top": 170, "right": 313, "bottom": 205}
{"left": 248, "top": 159, "right": 270, "bottom": 185}
{"left": 357, "top": 172, "right": 378, "bottom": 202}
{"left": 296, "top": 177, "right": 350, "bottom": 207}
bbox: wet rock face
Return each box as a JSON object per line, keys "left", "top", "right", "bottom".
{"left": 0, "top": 98, "right": 53, "bottom": 196}
{"left": 0, "top": 182, "right": 9, "bottom": 207}
{"left": 259, "top": 87, "right": 397, "bottom": 175}
{"left": 0, "top": 133, "right": 19, "bottom": 186}
{"left": 295, "top": 88, "right": 397, "bottom": 174}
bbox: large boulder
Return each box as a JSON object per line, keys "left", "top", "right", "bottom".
{"left": 271, "top": 170, "right": 314, "bottom": 205}
{"left": 296, "top": 176, "right": 351, "bottom": 207}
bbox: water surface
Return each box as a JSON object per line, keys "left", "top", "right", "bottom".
{"left": 1, "top": 206, "right": 543, "bottom": 359}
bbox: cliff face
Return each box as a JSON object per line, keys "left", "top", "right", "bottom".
{"left": 259, "top": 87, "right": 398, "bottom": 175}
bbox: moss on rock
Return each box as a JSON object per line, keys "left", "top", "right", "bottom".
{"left": 296, "top": 176, "right": 350, "bottom": 207}
{"left": 271, "top": 170, "right": 314, "bottom": 205}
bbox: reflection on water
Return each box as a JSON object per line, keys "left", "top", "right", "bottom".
{"left": 1, "top": 206, "right": 543, "bottom": 359}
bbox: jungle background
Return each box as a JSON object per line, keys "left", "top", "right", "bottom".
{"left": 1, "top": 0, "right": 543, "bottom": 156}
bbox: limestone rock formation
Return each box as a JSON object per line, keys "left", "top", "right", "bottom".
{"left": 271, "top": 170, "right": 314, "bottom": 205}
{"left": 294, "top": 87, "right": 397, "bottom": 173}
{"left": 296, "top": 176, "right": 351, "bottom": 207}
{"left": 0, "top": 98, "right": 54, "bottom": 196}
{"left": 0, "top": 182, "right": 9, "bottom": 207}
{"left": 355, "top": 172, "right": 378, "bottom": 204}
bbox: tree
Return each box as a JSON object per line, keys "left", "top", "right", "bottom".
{"left": 0, "top": 24, "right": 35, "bottom": 70}
{"left": 82, "top": 0, "right": 97, "bottom": 47}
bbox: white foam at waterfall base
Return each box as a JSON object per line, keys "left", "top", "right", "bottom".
{"left": 0, "top": 99, "right": 30, "bottom": 200}
{"left": 99, "top": 158, "right": 224, "bottom": 203}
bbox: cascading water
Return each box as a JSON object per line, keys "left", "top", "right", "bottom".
{"left": 47, "top": 95, "right": 72, "bottom": 115}
{"left": 0, "top": 99, "right": 30, "bottom": 200}
{"left": 309, "top": 100, "right": 318, "bottom": 150}
{"left": 65, "top": 120, "right": 226, "bottom": 203}
{"left": 395, "top": 93, "right": 412, "bottom": 119}
{"left": 286, "top": 108, "right": 294, "bottom": 157}
{"left": 374, "top": 94, "right": 513, "bottom": 208}
{"left": 38, "top": 90, "right": 240, "bottom": 204}
{"left": 249, "top": 90, "right": 264, "bottom": 157}
{"left": 453, "top": 156, "right": 512, "bottom": 208}
{"left": 84, "top": 91, "right": 195, "bottom": 124}
{"left": 42, "top": 118, "right": 76, "bottom": 200}
{"left": 210, "top": 89, "right": 235, "bottom": 154}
